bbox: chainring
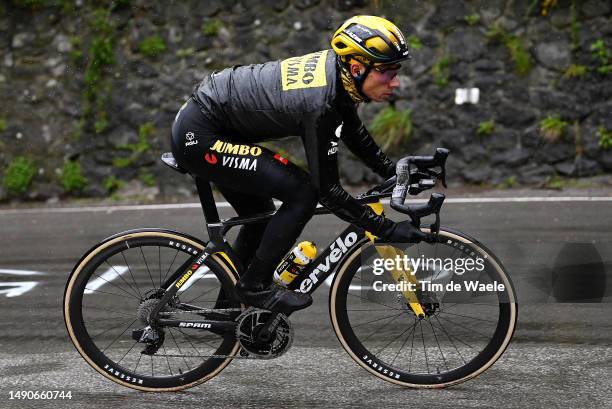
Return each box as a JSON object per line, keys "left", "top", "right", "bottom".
{"left": 235, "top": 308, "right": 293, "bottom": 359}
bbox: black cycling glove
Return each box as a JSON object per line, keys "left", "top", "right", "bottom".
{"left": 381, "top": 220, "right": 432, "bottom": 243}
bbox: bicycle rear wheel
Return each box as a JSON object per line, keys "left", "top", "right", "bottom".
{"left": 330, "top": 228, "right": 517, "bottom": 388}
{"left": 64, "top": 230, "right": 242, "bottom": 391}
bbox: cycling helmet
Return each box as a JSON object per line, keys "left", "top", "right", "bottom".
{"left": 331, "top": 15, "right": 411, "bottom": 66}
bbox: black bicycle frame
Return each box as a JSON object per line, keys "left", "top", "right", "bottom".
{"left": 148, "top": 176, "right": 381, "bottom": 326}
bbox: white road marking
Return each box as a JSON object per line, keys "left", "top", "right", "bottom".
{"left": 84, "top": 265, "right": 129, "bottom": 295}
{"left": 0, "top": 196, "right": 611, "bottom": 215}
{"left": 0, "top": 269, "right": 45, "bottom": 276}
{"left": 0, "top": 282, "right": 38, "bottom": 297}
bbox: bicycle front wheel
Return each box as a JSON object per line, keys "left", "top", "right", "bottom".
{"left": 330, "top": 228, "right": 517, "bottom": 388}
{"left": 64, "top": 230, "right": 242, "bottom": 391}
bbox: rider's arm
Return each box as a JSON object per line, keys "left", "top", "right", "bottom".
{"left": 338, "top": 103, "right": 396, "bottom": 179}
{"left": 302, "top": 110, "right": 395, "bottom": 237}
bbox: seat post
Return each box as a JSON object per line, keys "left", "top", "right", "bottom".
{"left": 194, "top": 177, "right": 223, "bottom": 241}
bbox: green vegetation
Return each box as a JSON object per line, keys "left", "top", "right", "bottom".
{"left": 563, "top": 64, "right": 587, "bottom": 78}
{"left": 84, "top": 9, "right": 115, "bottom": 103}
{"left": 545, "top": 174, "right": 565, "bottom": 190}
{"left": 431, "top": 56, "right": 450, "bottom": 87}
{"left": 487, "top": 24, "right": 532, "bottom": 75}
{"left": 499, "top": 176, "right": 518, "bottom": 189}
{"left": 539, "top": 115, "right": 568, "bottom": 142}
{"left": 69, "top": 36, "right": 83, "bottom": 63}
{"left": 138, "top": 35, "right": 166, "bottom": 57}
{"left": 103, "top": 175, "right": 124, "bottom": 193}
{"left": 477, "top": 120, "right": 495, "bottom": 136}
{"left": 176, "top": 47, "right": 195, "bottom": 58}
{"left": 82, "top": 7, "right": 116, "bottom": 138}
{"left": 598, "top": 127, "right": 612, "bottom": 150}
{"left": 94, "top": 113, "right": 109, "bottom": 134}
{"left": 70, "top": 119, "right": 85, "bottom": 141}
{"left": 407, "top": 35, "right": 422, "bottom": 51}
{"left": 113, "top": 123, "right": 154, "bottom": 168}
{"left": 139, "top": 170, "right": 156, "bottom": 187}
{"left": 0, "top": 118, "right": 7, "bottom": 132}
{"left": 202, "top": 18, "right": 223, "bottom": 37}
{"left": 569, "top": 0, "right": 579, "bottom": 50}
{"left": 60, "top": 160, "right": 88, "bottom": 193}
{"left": 3, "top": 156, "right": 36, "bottom": 195}
{"left": 112, "top": 157, "right": 133, "bottom": 168}
{"left": 590, "top": 39, "right": 612, "bottom": 75}
{"left": 370, "top": 106, "right": 412, "bottom": 151}
{"left": 505, "top": 36, "right": 532, "bottom": 75}
{"left": 134, "top": 122, "right": 154, "bottom": 153}
{"left": 9, "top": 0, "right": 47, "bottom": 9}
{"left": 464, "top": 14, "right": 480, "bottom": 26}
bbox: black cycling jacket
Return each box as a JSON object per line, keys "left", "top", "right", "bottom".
{"left": 192, "top": 49, "right": 396, "bottom": 237}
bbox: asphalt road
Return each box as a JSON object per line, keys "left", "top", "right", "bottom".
{"left": 0, "top": 195, "right": 611, "bottom": 409}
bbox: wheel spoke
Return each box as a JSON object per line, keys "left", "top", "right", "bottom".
{"left": 434, "top": 315, "right": 467, "bottom": 365}
{"left": 104, "top": 260, "right": 142, "bottom": 300}
{"left": 140, "top": 247, "right": 156, "bottom": 289}
{"left": 88, "top": 272, "right": 141, "bottom": 301}
{"left": 390, "top": 320, "right": 418, "bottom": 365}
{"left": 346, "top": 292, "right": 404, "bottom": 311}
{"left": 376, "top": 319, "right": 418, "bottom": 357}
{"left": 121, "top": 251, "right": 143, "bottom": 299}
{"left": 438, "top": 310, "right": 498, "bottom": 324}
{"left": 101, "top": 318, "right": 139, "bottom": 352}
{"left": 428, "top": 319, "right": 448, "bottom": 371}
{"left": 167, "top": 328, "right": 191, "bottom": 371}
{"left": 117, "top": 340, "right": 139, "bottom": 366}
{"left": 90, "top": 317, "right": 136, "bottom": 340}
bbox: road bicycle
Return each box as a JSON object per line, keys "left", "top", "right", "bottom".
{"left": 63, "top": 148, "right": 517, "bottom": 391}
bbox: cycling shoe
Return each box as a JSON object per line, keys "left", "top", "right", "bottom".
{"left": 234, "top": 281, "right": 313, "bottom": 315}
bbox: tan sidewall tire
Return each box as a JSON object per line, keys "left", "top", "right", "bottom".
{"left": 63, "top": 231, "right": 241, "bottom": 392}
{"left": 329, "top": 229, "right": 517, "bottom": 388}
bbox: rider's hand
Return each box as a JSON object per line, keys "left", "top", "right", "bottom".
{"left": 383, "top": 220, "right": 433, "bottom": 243}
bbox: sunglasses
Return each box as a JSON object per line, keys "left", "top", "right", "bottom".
{"left": 373, "top": 64, "right": 402, "bottom": 81}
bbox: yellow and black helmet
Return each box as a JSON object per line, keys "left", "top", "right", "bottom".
{"left": 331, "top": 15, "right": 411, "bottom": 66}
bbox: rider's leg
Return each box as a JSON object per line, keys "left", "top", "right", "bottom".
{"left": 171, "top": 117, "right": 318, "bottom": 312}
{"left": 213, "top": 185, "right": 275, "bottom": 270}
{"left": 204, "top": 152, "right": 318, "bottom": 314}
{"left": 205, "top": 153, "right": 318, "bottom": 291}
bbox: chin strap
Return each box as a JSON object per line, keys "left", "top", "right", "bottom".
{"left": 337, "top": 56, "right": 371, "bottom": 103}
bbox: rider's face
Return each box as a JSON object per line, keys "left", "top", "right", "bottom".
{"left": 351, "top": 62, "right": 401, "bottom": 102}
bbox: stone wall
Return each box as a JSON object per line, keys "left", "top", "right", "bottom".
{"left": 0, "top": 0, "right": 611, "bottom": 201}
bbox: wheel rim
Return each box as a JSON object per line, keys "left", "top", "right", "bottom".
{"left": 330, "top": 230, "right": 517, "bottom": 387}
{"left": 64, "top": 232, "right": 241, "bottom": 390}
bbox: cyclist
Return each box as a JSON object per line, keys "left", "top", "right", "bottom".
{"left": 171, "top": 15, "right": 428, "bottom": 315}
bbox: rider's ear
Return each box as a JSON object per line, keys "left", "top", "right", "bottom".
{"left": 350, "top": 63, "right": 362, "bottom": 78}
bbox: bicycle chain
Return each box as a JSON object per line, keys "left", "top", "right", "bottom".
{"left": 155, "top": 307, "right": 262, "bottom": 359}
{"left": 158, "top": 308, "right": 242, "bottom": 316}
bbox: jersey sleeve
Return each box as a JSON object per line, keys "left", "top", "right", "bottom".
{"left": 302, "top": 110, "right": 394, "bottom": 237}
{"left": 338, "top": 103, "right": 396, "bottom": 179}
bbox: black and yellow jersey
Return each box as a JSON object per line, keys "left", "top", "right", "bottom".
{"left": 192, "top": 49, "right": 397, "bottom": 236}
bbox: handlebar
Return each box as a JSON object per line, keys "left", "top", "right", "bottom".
{"left": 355, "top": 147, "right": 450, "bottom": 234}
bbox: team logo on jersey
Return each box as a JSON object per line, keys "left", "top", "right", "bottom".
{"left": 274, "top": 153, "right": 288, "bottom": 165}
{"left": 281, "top": 50, "right": 328, "bottom": 91}
{"left": 328, "top": 140, "right": 338, "bottom": 156}
{"left": 185, "top": 131, "right": 198, "bottom": 147}
{"left": 204, "top": 153, "right": 218, "bottom": 165}
{"left": 210, "top": 140, "right": 262, "bottom": 156}
{"left": 221, "top": 156, "right": 257, "bottom": 171}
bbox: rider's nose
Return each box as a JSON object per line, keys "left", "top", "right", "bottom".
{"left": 389, "top": 76, "right": 400, "bottom": 88}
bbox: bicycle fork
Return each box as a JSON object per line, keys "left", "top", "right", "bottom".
{"left": 366, "top": 202, "right": 426, "bottom": 319}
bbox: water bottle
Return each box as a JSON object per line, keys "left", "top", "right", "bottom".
{"left": 274, "top": 241, "right": 317, "bottom": 286}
